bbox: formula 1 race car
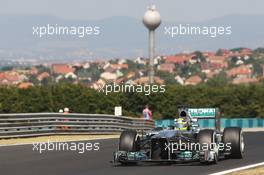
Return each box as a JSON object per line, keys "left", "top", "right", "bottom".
{"left": 113, "top": 107, "right": 245, "bottom": 165}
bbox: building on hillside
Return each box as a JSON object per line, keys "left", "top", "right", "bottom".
{"left": 52, "top": 64, "right": 75, "bottom": 74}
{"left": 175, "top": 75, "right": 184, "bottom": 85}
{"left": 134, "top": 76, "right": 164, "bottom": 85}
{"left": 91, "top": 79, "right": 106, "bottom": 90}
{"left": 103, "top": 62, "right": 111, "bottom": 70}
{"left": 154, "top": 56, "right": 162, "bottom": 65}
{"left": 118, "top": 59, "right": 127, "bottom": 65}
{"left": 126, "top": 72, "right": 135, "bottom": 79}
{"left": 125, "top": 79, "right": 136, "bottom": 85}
{"left": 239, "top": 48, "right": 253, "bottom": 56}
{"left": 202, "top": 51, "right": 215, "bottom": 58}
{"left": 83, "top": 62, "right": 90, "bottom": 69}
{"left": 232, "top": 77, "right": 258, "bottom": 84}
{"left": 185, "top": 75, "right": 202, "bottom": 85}
{"left": 226, "top": 65, "right": 252, "bottom": 78}
{"left": 65, "top": 72, "right": 77, "bottom": 79}
{"left": 55, "top": 75, "right": 64, "bottom": 83}
{"left": 229, "top": 48, "right": 252, "bottom": 58}
{"left": 0, "top": 72, "right": 20, "bottom": 85}
{"left": 201, "top": 63, "right": 223, "bottom": 73}
{"left": 111, "top": 64, "right": 128, "bottom": 70}
{"left": 116, "top": 70, "right": 124, "bottom": 77}
{"left": 134, "top": 57, "right": 146, "bottom": 65}
{"left": 205, "top": 71, "right": 218, "bottom": 79}
{"left": 100, "top": 72, "right": 118, "bottom": 81}
{"left": 158, "top": 63, "right": 175, "bottom": 73}
{"left": 104, "top": 65, "right": 115, "bottom": 73}
{"left": 18, "top": 82, "right": 34, "bottom": 89}
{"left": 218, "top": 48, "right": 233, "bottom": 57}
{"left": 37, "top": 72, "right": 50, "bottom": 81}
{"left": 31, "top": 67, "right": 38, "bottom": 75}
{"left": 165, "top": 54, "right": 193, "bottom": 64}
{"left": 206, "top": 55, "right": 228, "bottom": 68}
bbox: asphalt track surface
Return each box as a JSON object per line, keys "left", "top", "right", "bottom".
{"left": 0, "top": 132, "right": 263, "bottom": 175}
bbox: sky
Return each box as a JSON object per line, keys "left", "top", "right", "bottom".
{"left": 1, "top": 0, "right": 264, "bottom": 22}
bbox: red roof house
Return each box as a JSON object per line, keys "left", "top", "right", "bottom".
{"left": 111, "top": 64, "right": 128, "bottom": 70}
{"left": 226, "top": 65, "right": 252, "bottom": 77}
{"left": 158, "top": 63, "right": 175, "bottom": 73}
{"left": 18, "top": 82, "right": 34, "bottom": 89}
{"left": 37, "top": 72, "right": 50, "bottom": 81}
{"left": 52, "top": 64, "right": 75, "bottom": 74}
{"left": 165, "top": 54, "right": 193, "bottom": 64}
{"left": 0, "top": 72, "right": 20, "bottom": 85}
{"left": 185, "top": 75, "right": 202, "bottom": 85}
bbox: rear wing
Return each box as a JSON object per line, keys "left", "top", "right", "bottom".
{"left": 178, "top": 107, "right": 221, "bottom": 131}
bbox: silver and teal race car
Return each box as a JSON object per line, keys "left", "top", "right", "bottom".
{"left": 113, "top": 107, "right": 245, "bottom": 165}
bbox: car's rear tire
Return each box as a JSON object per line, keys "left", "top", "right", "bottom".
{"left": 198, "top": 129, "right": 218, "bottom": 164}
{"left": 119, "top": 130, "right": 139, "bottom": 152}
{"left": 223, "top": 127, "right": 244, "bottom": 159}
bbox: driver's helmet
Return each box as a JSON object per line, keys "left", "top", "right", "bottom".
{"left": 179, "top": 110, "right": 189, "bottom": 119}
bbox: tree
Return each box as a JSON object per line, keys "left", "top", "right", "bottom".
{"left": 193, "top": 51, "right": 206, "bottom": 62}
{"left": 156, "top": 71, "right": 177, "bottom": 84}
{"left": 0, "top": 83, "right": 264, "bottom": 118}
{"left": 206, "top": 72, "right": 229, "bottom": 87}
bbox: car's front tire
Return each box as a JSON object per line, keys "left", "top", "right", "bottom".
{"left": 119, "top": 130, "right": 139, "bottom": 152}
{"left": 198, "top": 129, "right": 218, "bottom": 164}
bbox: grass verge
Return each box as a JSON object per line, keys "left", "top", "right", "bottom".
{"left": 227, "top": 165, "right": 264, "bottom": 175}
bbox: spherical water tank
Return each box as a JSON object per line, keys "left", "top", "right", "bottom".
{"left": 143, "top": 5, "right": 161, "bottom": 30}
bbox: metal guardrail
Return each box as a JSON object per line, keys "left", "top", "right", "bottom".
{"left": 0, "top": 113, "right": 155, "bottom": 139}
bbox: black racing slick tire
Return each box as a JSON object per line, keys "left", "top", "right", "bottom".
{"left": 223, "top": 127, "right": 244, "bottom": 159}
{"left": 198, "top": 129, "right": 218, "bottom": 164}
{"left": 119, "top": 130, "right": 139, "bottom": 152}
{"left": 198, "top": 129, "right": 215, "bottom": 148}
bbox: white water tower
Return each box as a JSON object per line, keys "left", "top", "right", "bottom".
{"left": 143, "top": 5, "right": 161, "bottom": 84}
